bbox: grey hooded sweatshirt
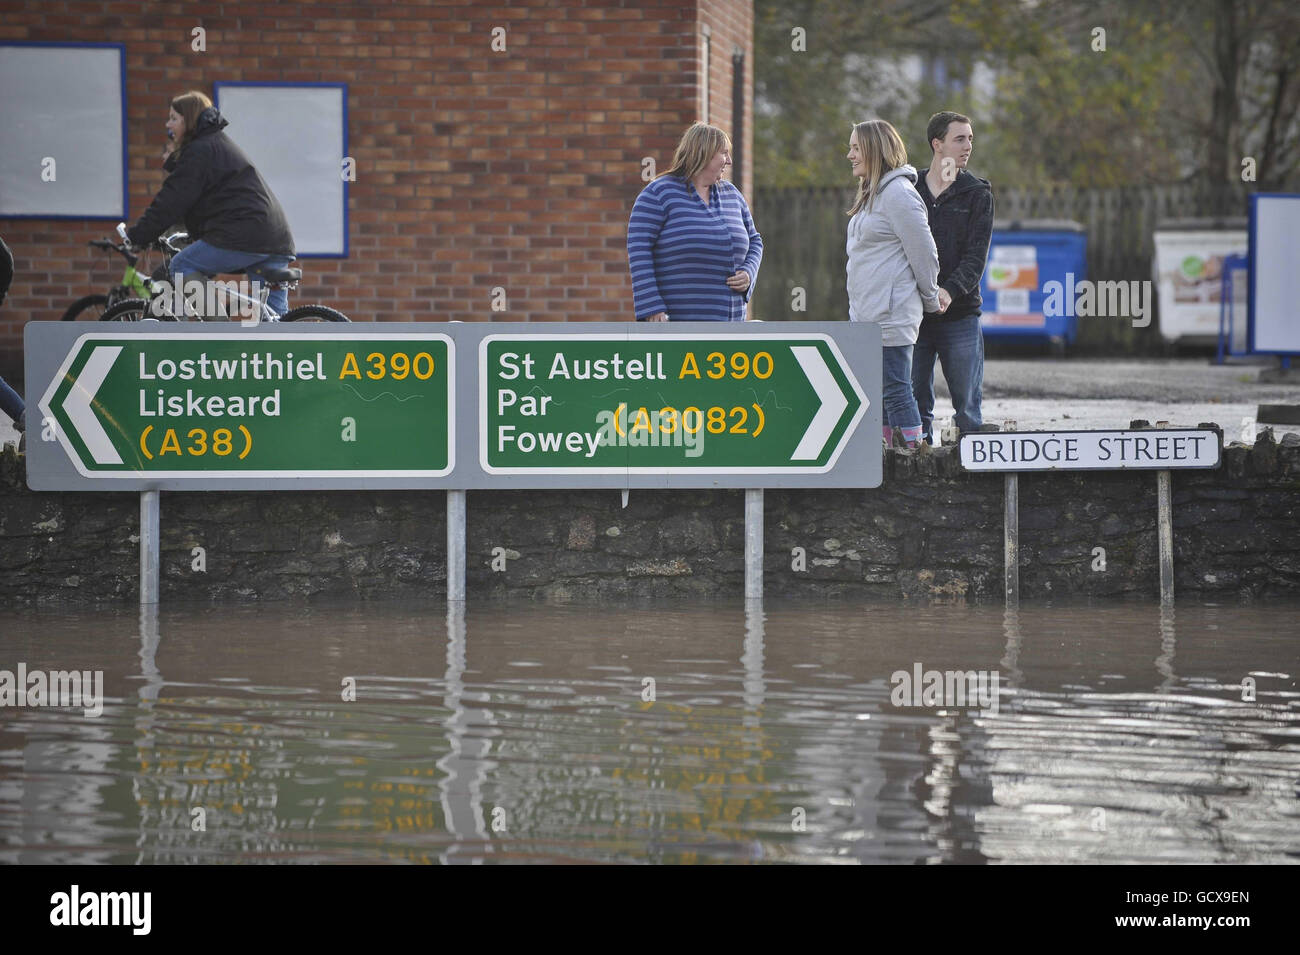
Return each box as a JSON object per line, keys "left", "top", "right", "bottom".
{"left": 846, "top": 164, "right": 941, "bottom": 346}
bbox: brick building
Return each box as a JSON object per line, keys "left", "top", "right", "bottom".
{"left": 0, "top": 0, "right": 754, "bottom": 386}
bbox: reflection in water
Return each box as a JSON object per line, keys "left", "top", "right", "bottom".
{"left": 1157, "top": 606, "right": 1177, "bottom": 690}
{"left": 439, "top": 602, "right": 491, "bottom": 864}
{"left": 1000, "top": 607, "right": 1023, "bottom": 690}
{"left": 0, "top": 600, "right": 1297, "bottom": 864}
{"left": 133, "top": 604, "right": 162, "bottom": 864}
{"left": 741, "top": 600, "right": 764, "bottom": 727}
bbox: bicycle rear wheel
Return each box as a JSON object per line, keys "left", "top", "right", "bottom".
{"left": 60, "top": 294, "right": 110, "bottom": 321}
{"left": 279, "top": 304, "right": 351, "bottom": 322}
{"left": 99, "top": 299, "right": 172, "bottom": 322}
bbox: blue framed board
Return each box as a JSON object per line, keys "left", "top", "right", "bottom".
{"left": 1248, "top": 193, "right": 1300, "bottom": 356}
{"left": 0, "top": 42, "right": 127, "bottom": 219}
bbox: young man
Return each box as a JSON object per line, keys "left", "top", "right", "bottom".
{"left": 911, "top": 111, "right": 994, "bottom": 443}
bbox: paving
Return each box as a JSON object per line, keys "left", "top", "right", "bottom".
{"left": 930, "top": 357, "right": 1300, "bottom": 445}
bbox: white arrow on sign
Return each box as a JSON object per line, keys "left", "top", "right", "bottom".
{"left": 790, "top": 345, "right": 853, "bottom": 460}
{"left": 62, "top": 345, "right": 123, "bottom": 465}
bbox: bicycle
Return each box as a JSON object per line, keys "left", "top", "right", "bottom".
{"left": 97, "top": 225, "right": 349, "bottom": 323}
{"left": 60, "top": 230, "right": 188, "bottom": 321}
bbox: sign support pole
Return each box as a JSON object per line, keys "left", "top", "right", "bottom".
{"left": 1003, "top": 421, "right": 1019, "bottom": 607}
{"left": 744, "top": 488, "right": 763, "bottom": 601}
{"left": 1157, "top": 470, "right": 1174, "bottom": 605}
{"left": 1156, "top": 422, "right": 1174, "bottom": 606}
{"left": 139, "top": 490, "right": 160, "bottom": 605}
{"left": 447, "top": 489, "right": 466, "bottom": 602}
{"left": 1005, "top": 474, "right": 1019, "bottom": 606}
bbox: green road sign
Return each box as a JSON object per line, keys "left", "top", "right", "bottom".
{"left": 480, "top": 333, "right": 867, "bottom": 474}
{"left": 38, "top": 331, "right": 453, "bottom": 480}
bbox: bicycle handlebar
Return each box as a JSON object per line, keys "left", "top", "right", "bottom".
{"left": 88, "top": 238, "right": 138, "bottom": 266}
{"left": 88, "top": 231, "right": 183, "bottom": 265}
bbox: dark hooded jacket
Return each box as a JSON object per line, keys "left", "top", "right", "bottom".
{"left": 913, "top": 168, "right": 993, "bottom": 322}
{"left": 128, "top": 107, "right": 294, "bottom": 256}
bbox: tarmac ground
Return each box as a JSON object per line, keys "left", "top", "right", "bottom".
{"left": 926, "top": 356, "right": 1300, "bottom": 446}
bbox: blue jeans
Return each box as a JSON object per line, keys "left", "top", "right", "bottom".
{"left": 168, "top": 240, "right": 293, "bottom": 317}
{"left": 912, "top": 314, "right": 984, "bottom": 441}
{"left": 0, "top": 374, "right": 22, "bottom": 426}
{"left": 882, "top": 344, "right": 920, "bottom": 429}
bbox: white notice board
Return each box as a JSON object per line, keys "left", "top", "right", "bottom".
{"left": 1151, "top": 230, "right": 1247, "bottom": 342}
{"left": 0, "top": 42, "right": 127, "bottom": 218}
{"left": 1249, "top": 193, "right": 1300, "bottom": 355}
{"left": 214, "top": 83, "right": 348, "bottom": 256}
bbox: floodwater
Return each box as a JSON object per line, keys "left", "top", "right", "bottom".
{"left": 0, "top": 599, "right": 1296, "bottom": 864}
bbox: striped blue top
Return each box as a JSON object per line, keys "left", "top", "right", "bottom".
{"left": 627, "top": 176, "right": 763, "bottom": 321}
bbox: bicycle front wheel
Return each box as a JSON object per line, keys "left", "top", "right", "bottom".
{"left": 60, "top": 294, "right": 110, "bottom": 321}
{"left": 99, "top": 299, "right": 171, "bottom": 322}
{"left": 279, "top": 304, "right": 351, "bottom": 323}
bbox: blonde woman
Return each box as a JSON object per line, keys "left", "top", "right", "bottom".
{"left": 628, "top": 122, "right": 763, "bottom": 321}
{"left": 845, "top": 119, "right": 944, "bottom": 448}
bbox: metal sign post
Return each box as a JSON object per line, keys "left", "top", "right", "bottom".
{"left": 1156, "top": 421, "right": 1175, "bottom": 606}
{"left": 139, "top": 490, "right": 159, "bottom": 605}
{"left": 1157, "top": 469, "right": 1174, "bottom": 605}
{"left": 447, "top": 489, "right": 466, "bottom": 603}
{"left": 1003, "top": 421, "right": 1019, "bottom": 607}
{"left": 745, "top": 488, "right": 763, "bottom": 600}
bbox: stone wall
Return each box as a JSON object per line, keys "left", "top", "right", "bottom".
{"left": 2, "top": 431, "right": 1298, "bottom": 606}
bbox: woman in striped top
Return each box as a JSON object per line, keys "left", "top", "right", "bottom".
{"left": 627, "top": 123, "right": 763, "bottom": 322}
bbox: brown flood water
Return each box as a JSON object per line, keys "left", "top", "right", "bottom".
{"left": 0, "top": 598, "right": 1297, "bottom": 864}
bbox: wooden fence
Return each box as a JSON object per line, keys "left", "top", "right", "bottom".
{"left": 750, "top": 182, "right": 1255, "bottom": 351}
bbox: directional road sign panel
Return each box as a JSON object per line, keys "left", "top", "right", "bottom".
{"left": 26, "top": 325, "right": 453, "bottom": 490}
{"left": 481, "top": 334, "right": 867, "bottom": 474}
{"left": 468, "top": 322, "right": 881, "bottom": 488}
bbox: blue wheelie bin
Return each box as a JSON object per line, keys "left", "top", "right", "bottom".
{"left": 980, "top": 219, "right": 1087, "bottom": 352}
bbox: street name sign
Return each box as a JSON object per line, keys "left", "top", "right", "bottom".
{"left": 478, "top": 325, "right": 877, "bottom": 487}
{"left": 960, "top": 429, "right": 1221, "bottom": 471}
{"left": 26, "top": 325, "right": 453, "bottom": 490}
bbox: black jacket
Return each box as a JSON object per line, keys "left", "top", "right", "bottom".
{"left": 914, "top": 168, "right": 993, "bottom": 322}
{"left": 128, "top": 107, "right": 294, "bottom": 256}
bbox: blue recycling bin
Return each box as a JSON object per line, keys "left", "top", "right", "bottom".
{"left": 979, "top": 220, "right": 1087, "bottom": 345}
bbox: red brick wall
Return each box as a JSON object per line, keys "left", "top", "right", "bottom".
{"left": 0, "top": 0, "right": 754, "bottom": 387}
{"left": 697, "top": 0, "right": 754, "bottom": 194}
